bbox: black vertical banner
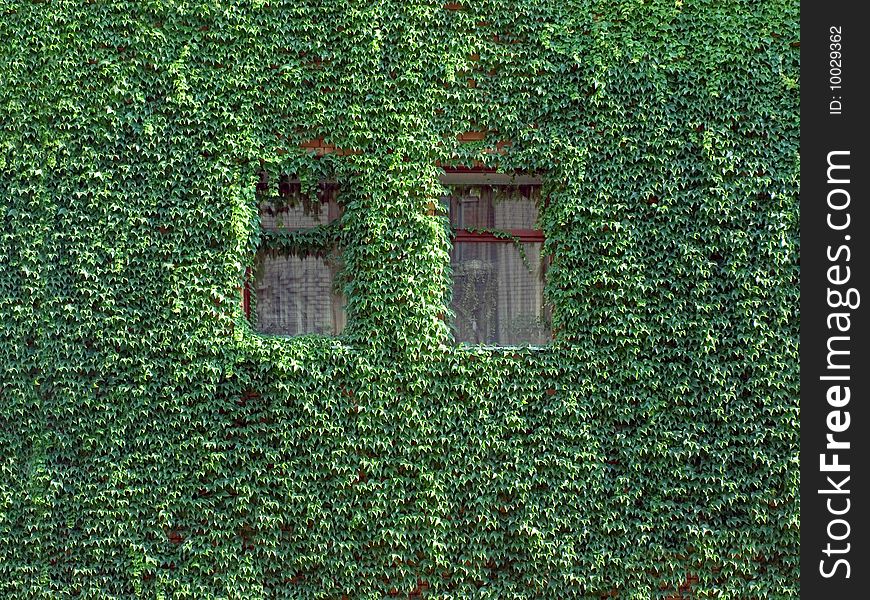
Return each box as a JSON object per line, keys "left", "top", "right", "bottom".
{"left": 801, "top": 2, "right": 870, "bottom": 597}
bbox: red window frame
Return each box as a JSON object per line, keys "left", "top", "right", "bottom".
{"left": 243, "top": 269, "right": 252, "bottom": 320}
{"left": 453, "top": 229, "right": 544, "bottom": 243}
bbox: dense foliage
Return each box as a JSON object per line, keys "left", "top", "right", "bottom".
{"left": 0, "top": 0, "right": 799, "bottom": 597}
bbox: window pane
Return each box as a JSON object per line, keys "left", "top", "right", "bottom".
{"left": 450, "top": 241, "right": 550, "bottom": 345}
{"left": 259, "top": 183, "right": 340, "bottom": 231}
{"left": 446, "top": 184, "right": 540, "bottom": 230}
{"left": 254, "top": 253, "right": 346, "bottom": 336}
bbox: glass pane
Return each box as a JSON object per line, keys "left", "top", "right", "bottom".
{"left": 259, "top": 182, "right": 340, "bottom": 231}
{"left": 254, "top": 253, "right": 346, "bottom": 336}
{"left": 446, "top": 184, "right": 540, "bottom": 230}
{"left": 450, "top": 241, "right": 550, "bottom": 345}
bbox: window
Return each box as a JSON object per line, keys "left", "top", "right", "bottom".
{"left": 246, "top": 177, "right": 346, "bottom": 336}
{"left": 245, "top": 171, "right": 550, "bottom": 344}
{"left": 442, "top": 172, "right": 551, "bottom": 346}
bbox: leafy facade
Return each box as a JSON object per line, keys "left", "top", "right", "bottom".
{"left": 0, "top": 1, "right": 799, "bottom": 597}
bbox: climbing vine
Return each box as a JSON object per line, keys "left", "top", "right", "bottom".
{"left": 0, "top": 0, "right": 799, "bottom": 598}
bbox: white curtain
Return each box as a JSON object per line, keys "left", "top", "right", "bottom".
{"left": 450, "top": 242, "right": 549, "bottom": 345}
{"left": 255, "top": 254, "right": 345, "bottom": 336}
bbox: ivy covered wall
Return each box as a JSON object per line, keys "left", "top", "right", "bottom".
{"left": 0, "top": 0, "right": 799, "bottom": 597}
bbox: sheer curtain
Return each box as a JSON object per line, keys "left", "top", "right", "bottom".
{"left": 450, "top": 241, "right": 549, "bottom": 345}
{"left": 254, "top": 254, "right": 345, "bottom": 336}
{"left": 448, "top": 184, "right": 550, "bottom": 346}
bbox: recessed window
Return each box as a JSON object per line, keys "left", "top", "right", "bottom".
{"left": 248, "top": 177, "right": 346, "bottom": 336}
{"left": 443, "top": 174, "right": 551, "bottom": 346}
